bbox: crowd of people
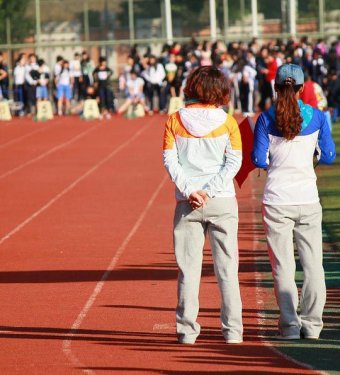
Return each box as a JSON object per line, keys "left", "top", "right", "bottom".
{"left": 119, "top": 37, "right": 340, "bottom": 121}
{"left": 0, "top": 36, "right": 339, "bottom": 122}
{"left": 0, "top": 50, "right": 114, "bottom": 119}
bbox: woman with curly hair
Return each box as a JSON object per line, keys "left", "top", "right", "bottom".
{"left": 163, "top": 66, "right": 243, "bottom": 345}
{"left": 252, "top": 64, "right": 336, "bottom": 340}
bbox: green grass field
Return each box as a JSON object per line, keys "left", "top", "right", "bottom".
{"left": 256, "top": 122, "right": 340, "bottom": 374}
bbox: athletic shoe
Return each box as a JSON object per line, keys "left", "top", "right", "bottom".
{"left": 226, "top": 338, "right": 243, "bottom": 344}
{"left": 178, "top": 335, "right": 197, "bottom": 345}
{"left": 300, "top": 331, "right": 319, "bottom": 340}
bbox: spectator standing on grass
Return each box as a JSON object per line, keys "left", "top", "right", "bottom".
{"left": 252, "top": 64, "right": 336, "bottom": 340}
{"left": 163, "top": 66, "right": 243, "bottom": 345}
{"left": 56, "top": 60, "right": 73, "bottom": 116}
{"left": 0, "top": 52, "right": 9, "bottom": 100}
{"left": 93, "top": 56, "right": 114, "bottom": 119}
{"left": 25, "top": 53, "right": 40, "bottom": 116}
{"left": 13, "top": 53, "right": 27, "bottom": 116}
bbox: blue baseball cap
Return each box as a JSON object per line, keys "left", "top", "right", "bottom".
{"left": 275, "top": 64, "right": 304, "bottom": 85}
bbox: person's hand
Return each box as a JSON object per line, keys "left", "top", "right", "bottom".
{"left": 188, "top": 190, "right": 209, "bottom": 210}
{"left": 197, "top": 190, "right": 209, "bottom": 203}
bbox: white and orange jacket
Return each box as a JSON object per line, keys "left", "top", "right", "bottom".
{"left": 163, "top": 103, "right": 242, "bottom": 202}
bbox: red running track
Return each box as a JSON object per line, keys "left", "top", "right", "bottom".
{"left": 0, "top": 115, "right": 319, "bottom": 374}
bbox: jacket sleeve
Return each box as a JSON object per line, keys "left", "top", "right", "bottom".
{"left": 163, "top": 116, "right": 195, "bottom": 199}
{"left": 202, "top": 116, "right": 242, "bottom": 198}
{"left": 251, "top": 114, "right": 269, "bottom": 168}
{"left": 316, "top": 110, "right": 336, "bottom": 164}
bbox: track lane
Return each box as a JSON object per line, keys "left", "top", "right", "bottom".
{"left": 0, "top": 125, "right": 97, "bottom": 180}
{"left": 0, "top": 123, "right": 51, "bottom": 150}
{"left": 0, "top": 117, "right": 154, "bottom": 239}
{"left": 0, "top": 118, "right": 97, "bottom": 176}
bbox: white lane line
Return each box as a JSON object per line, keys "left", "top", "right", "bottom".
{"left": 0, "top": 126, "right": 97, "bottom": 180}
{"left": 0, "top": 123, "right": 151, "bottom": 246}
{"left": 251, "top": 186, "right": 328, "bottom": 375}
{"left": 0, "top": 125, "right": 52, "bottom": 150}
{"left": 62, "top": 174, "right": 168, "bottom": 374}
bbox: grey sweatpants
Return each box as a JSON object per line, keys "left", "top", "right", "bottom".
{"left": 173, "top": 197, "right": 243, "bottom": 343}
{"left": 263, "top": 203, "right": 326, "bottom": 338}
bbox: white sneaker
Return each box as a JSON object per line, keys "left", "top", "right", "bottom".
{"left": 178, "top": 336, "right": 196, "bottom": 345}
{"left": 226, "top": 338, "right": 243, "bottom": 344}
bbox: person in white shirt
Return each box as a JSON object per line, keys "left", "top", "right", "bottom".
{"left": 252, "top": 64, "right": 336, "bottom": 340}
{"left": 240, "top": 62, "right": 257, "bottom": 115}
{"left": 53, "top": 56, "right": 63, "bottom": 79}
{"left": 119, "top": 55, "right": 141, "bottom": 96}
{"left": 141, "top": 55, "right": 166, "bottom": 114}
{"left": 13, "top": 53, "right": 27, "bottom": 115}
{"left": 117, "top": 70, "right": 147, "bottom": 114}
{"left": 55, "top": 60, "right": 73, "bottom": 115}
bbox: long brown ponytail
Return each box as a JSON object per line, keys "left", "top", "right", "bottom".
{"left": 275, "top": 78, "right": 303, "bottom": 141}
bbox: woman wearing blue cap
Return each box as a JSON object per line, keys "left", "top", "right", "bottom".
{"left": 252, "top": 64, "right": 336, "bottom": 340}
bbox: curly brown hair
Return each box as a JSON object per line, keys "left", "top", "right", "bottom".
{"left": 184, "top": 66, "right": 230, "bottom": 106}
{"left": 275, "top": 79, "right": 303, "bottom": 140}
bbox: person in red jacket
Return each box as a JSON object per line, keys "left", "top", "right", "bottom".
{"left": 300, "top": 72, "right": 318, "bottom": 108}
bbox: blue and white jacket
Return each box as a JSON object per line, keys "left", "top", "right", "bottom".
{"left": 252, "top": 100, "right": 336, "bottom": 205}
